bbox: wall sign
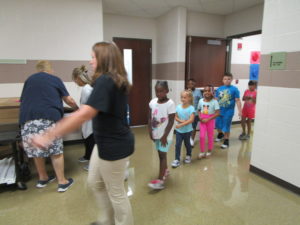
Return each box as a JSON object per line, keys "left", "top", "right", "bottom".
{"left": 270, "top": 52, "right": 286, "bottom": 70}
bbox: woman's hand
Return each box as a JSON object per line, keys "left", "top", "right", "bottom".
{"left": 30, "top": 133, "right": 53, "bottom": 149}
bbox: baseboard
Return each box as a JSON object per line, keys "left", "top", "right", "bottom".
{"left": 249, "top": 165, "right": 300, "bottom": 195}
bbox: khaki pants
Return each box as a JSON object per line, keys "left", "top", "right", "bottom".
{"left": 87, "top": 146, "right": 133, "bottom": 225}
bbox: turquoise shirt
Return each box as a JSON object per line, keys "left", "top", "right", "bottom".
{"left": 175, "top": 104, "right": 195, "bottom": 133}
{"left": 198, "top": 99, "right": 220, "bottom": 115}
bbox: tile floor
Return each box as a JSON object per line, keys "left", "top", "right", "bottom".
{"left": 1, "top": 125, "right": 299, "bottom": 225}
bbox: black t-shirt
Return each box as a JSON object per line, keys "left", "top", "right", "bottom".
{"left": 19, "top": 72, "right": 69, "bottom": 124}
{"left": 86, "top": 74, "right": 134, "bottom": 161}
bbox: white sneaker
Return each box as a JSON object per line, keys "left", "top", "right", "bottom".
{"left": 83, "top": 164, "right": 89, "bottom": 171}
{"left": 215, "top": 133, "right": 224, "bottom": 142}
{"left": 198, "top": 153, "right": 205, "bottom": 159}
{"left": 190, "top": 138, "right": 194, "bottom": 147}
{"left": 171, "top": 160, "right": 180, "bottom": 168}
{"left": 148, "top": 179, "right": 164, "bottom": 190}
{"left": 184, "top": 155, "right": 192, "bottom": 164}
{"left": 221, "top": 139, "right": 229, "bottom": 149}
{"left": 206, "top": 152, "right": 212, "bottom": 157}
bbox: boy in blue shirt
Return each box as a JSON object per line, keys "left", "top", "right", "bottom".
{"left": 215, "top": 73, "right": 242, "bottom": 149}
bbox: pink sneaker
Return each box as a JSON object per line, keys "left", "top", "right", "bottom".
{"left": 148, "top": 179, "right": 164, "bottom": 189}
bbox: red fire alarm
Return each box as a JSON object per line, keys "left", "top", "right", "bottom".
{"left": 237, "top": 43, "right": 242, "bottom": 50}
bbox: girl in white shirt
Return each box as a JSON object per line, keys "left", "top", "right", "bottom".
{"left": 72, "top": 65, "right": 95, "bottom": 170}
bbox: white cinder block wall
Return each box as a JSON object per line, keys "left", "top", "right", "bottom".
{"left": 154, "top": 6, "right": 187, "bottom": 105}
{"left": 103, "top": 14, "right": 157, "bottom": 63}
{"left": 224, "top": 4, "right": 264, "bottom": 37}
{"left": 0, "top": 0, "right": 104, "bottom": 103}
{"left": 187, "top": 12, "right": 224, "bottom": 38}
{"left": 250, "top": 0, "right": 300, "bottom": 187}
{"left": 231, "top": 34, "right": 262, "bottom": 122}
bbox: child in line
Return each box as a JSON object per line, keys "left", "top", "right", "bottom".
{"left": 72, "top": 65, "right": 95, "bottom": 171}
{"left": 171, "top": 90, "right": 195, "bottom": 168}
{"left": 187, "top": 78, "right": 202, "bottom": 147}
{"left": 148, "top": 81, "right": 175, "bottom": 189}
{"left": 239, "top": 80, "right": 257, "bottom": 140}
{"left": 198, "top": 85, "right": 220, "bottom": 158}
{"left": 215, "top": 73, "right": 242, "bottom": 149}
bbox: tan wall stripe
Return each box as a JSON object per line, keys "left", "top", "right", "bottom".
{"left": 260, "top": 52, "right": 300, "bottom": 88}
{"left": 0, "top": 60, "right": 89, "bottom": 83}
{"left": 231, "top": 64, "right": 250, "bottom": 79}
{"left": 152, "top": 62, "right": 185, "bottom": 80}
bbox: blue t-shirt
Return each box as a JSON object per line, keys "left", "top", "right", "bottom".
{"left": 215, "top": 85, "right": 240, "bottom": 115}
{"left": 19, "top": 72, "right": 69, "bottom": 124}
{"left": 175, "top": 104, "right": 195, "bottom": 133}
{"left": 192, "top": 89, "right": 202, "bottom": 113}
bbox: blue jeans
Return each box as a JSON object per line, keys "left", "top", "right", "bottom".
{"left": 175, "top": 131, "right": 192, "bottom": 161}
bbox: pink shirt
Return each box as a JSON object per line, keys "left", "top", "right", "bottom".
{"left": 243, "top": 89, "right": 257, "bottom": 111}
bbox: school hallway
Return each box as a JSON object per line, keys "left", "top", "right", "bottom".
{"left": 1, "top": 125, "right": 299, "bottom": 225}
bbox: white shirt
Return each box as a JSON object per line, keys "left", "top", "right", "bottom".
{"left": 81, "top": 84, "right": 93, "bottom": 138}
{"left": 149, "top": 98, "right": 176, "bottom": 140}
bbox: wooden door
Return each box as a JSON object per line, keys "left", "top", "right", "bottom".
{"left": 113, "top": 38, "right": 152, "bottom": 126}
{"left": 185, "top": 36, "right": 227, "bottom": 87}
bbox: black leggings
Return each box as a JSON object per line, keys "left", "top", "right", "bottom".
{"left": 83, "top": 134, "right": 95, "bottom": 160}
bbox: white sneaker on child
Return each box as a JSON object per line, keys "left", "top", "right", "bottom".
{"left": 206, "top": 152, "right": 212, "bottom": 157}
{"left": 198, "top": 153, "right": 205, "bottom": 159}
{"left": 171, "top": 160, "right": 180, "bottom": 168}
{"left": 184, "top": 156, "right": 192, "bottom": 164}
{"left": 148, "top": 179, "right": 164, "bottom": 190}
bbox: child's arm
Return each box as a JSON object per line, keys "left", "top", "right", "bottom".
{"left": 148, "top": 107, "right": 154, "bottom": 141}
{"left": 175, "top": 113, "right": 185, "bottom": 123}
{"left": 200, "top": 110, "right": 220, "bottom": 123}
{"left": 236, "top": 98, "right": 242, "bottom": 117}
{"left": 249, "top": 95, "right": 256, "bottom": 103}
{"left": 160, "top": 113, "right": 175, "bottom": 147}
{"left": 176, "top": 113, "right": 195, "bottom": 129}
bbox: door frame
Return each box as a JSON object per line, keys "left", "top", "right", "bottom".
{"left": 113, "top": 37, "right": 152, "bottom": 126}
{"left": 113, "top": 37, "right": 152, "bottom": 97}
{"left": 225, "top": 30, "right": 262, "bottom": 74}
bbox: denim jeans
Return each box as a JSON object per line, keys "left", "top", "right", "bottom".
{"left": 175, "top": 131, "right": 192, "bottom": 160}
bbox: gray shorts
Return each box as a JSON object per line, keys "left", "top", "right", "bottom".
{"left": 21, "top": 119, "right": 63, "bottom": 158}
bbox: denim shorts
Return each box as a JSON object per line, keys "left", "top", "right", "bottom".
{"left": 215, "top": 112, "right": 234, "bottom": 133}
{"left": 154, "top": 140, "right": 172, "bottom": 152}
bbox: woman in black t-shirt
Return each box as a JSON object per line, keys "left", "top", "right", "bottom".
{"left": 32, "top": 42, "right": 134, "bottom": 225}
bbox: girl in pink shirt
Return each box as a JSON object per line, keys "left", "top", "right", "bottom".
{"left": 239, "top": 80, "right": 257, "bottom": 140}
